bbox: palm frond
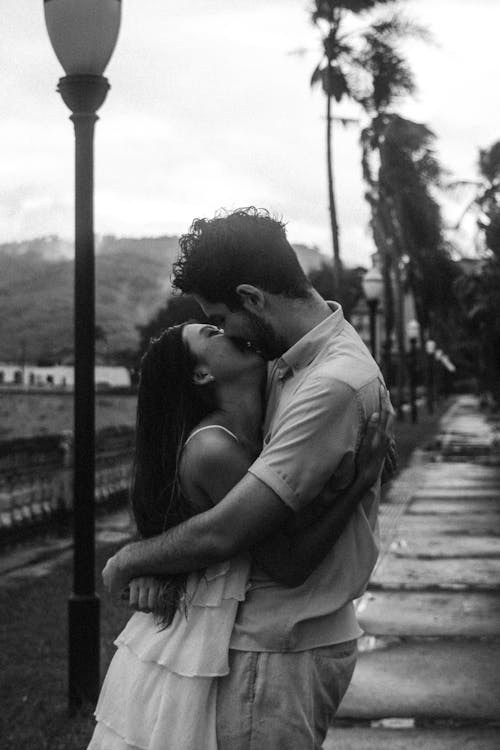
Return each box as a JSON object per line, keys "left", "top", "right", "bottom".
{"left": 310, "top": 62, "right": 324, "bottom": 87}
{"left": 370, "top": 12, "right": 433, "bottom": 44}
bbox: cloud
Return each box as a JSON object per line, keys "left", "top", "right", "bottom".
{"left": 1, "top": 0, "right": 499, "bottom": 267}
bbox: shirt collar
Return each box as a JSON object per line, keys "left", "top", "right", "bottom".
{"left": 275, "top": 301, "right": 345, "bottom": 379}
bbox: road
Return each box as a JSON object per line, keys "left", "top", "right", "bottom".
{"left": 325, "top": 395, "right": 500, "bottom": 749}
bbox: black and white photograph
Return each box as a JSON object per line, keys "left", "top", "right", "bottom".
{"left": 1, "top": 1, "right": 499, "bottom": 748}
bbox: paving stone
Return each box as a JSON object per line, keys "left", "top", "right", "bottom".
{"left": 323, "top": 726, "right": 500, "bottom": 749}
{"left": 395, "top": 514, "right": 500, "bottom": 536}
{"left": 337, "top": 641, "right": 500, "bottom": 720}
{"left": 371, "top": 554, "right": 500, "bottom": 590}
{"left": 408, "top": 498, "right": 500, "bottom": 515}
{"left": 420, "top": 479, "right": 500, "bottom": 489}
{"left": 423, "top": 463, "right": 500, "bottom": 478}
{"left": 414, "top": 488, "right": 500, "bottom": 499}
{"left": 357, "top": 591, "right": 500, "bottom": 637}
{"left": 389, "top": 534, "right": 500, "bottom": 558}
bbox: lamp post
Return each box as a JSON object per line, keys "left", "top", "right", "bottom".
{"left": 425, "top": 339, "right": 436, "bottom": 414}
{"left": 362, "top": 267, "right": 384, "bottom": 360}
{"left": 406, "top": 319, "right": 420, "bottom": 424}
{"left": 434, "top": 348, "right": 443, "bottom": 401}
{"left": 441, "top": 353, "right": 456, "bottom": 397}
{"left": 44, "top": 0, "right": 121, "bottom": 710}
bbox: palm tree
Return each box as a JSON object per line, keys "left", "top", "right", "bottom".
{"left": 309, "top": 0, "right": 393, "bottom": 299}
{"left": 453, "top": 142, "right": 500, "bottom": 402}
{"left": 358, "top": 19, "right": 458, "bottom": 408}
{"left": 449, "top": 140, "right": 500, "bottom": 242}
{"left": 357, "top": 21, "right": 417, "bottom": 391}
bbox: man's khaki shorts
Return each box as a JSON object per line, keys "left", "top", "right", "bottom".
{"left": 216, "top": 640, "right": 357, "bottom": 750}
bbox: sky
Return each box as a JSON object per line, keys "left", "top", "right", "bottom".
{"left": 2, "top": 0, "right": 499, "bottom": 267}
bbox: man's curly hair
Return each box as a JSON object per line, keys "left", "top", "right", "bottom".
{"left": 172, "top": 207, "right": 311, "bottom": 308}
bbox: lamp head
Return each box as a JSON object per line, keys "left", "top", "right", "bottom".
{"left": 44, "top": 0, "right": 121, "bottom": 76}
{"left": 425, "top": 339, "right": 436, "bottom": 355}
{"left": 406, "top": 319, "right": 420, "bottom": 341}
{"left": 362, "top": 267, "right": 384, "bottom": 302}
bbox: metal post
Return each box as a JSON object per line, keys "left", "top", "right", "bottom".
{"left": 409, "top": 337, "right": 418, "bottom": 424}
{"left": 368, "top": 298, "right": 378, "bottom": 360}
{"left": 383, "top": 337, "right": 392, "bottom": 389}
{"left": 427, "top": 353, "right": 435, "bottom": 415}
{"left": 57, "top": 74, "right": 110, "bottom": 711}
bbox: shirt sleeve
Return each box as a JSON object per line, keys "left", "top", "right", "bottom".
{"left": 248, "top": 375, "right": 363, "bottom": 512}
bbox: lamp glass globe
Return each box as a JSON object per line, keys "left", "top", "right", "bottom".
{"left": 44, "top": 0, "right": 121, "bottom": 76}
{"left": 362, "top": 268, "right": 384, "bottom": 302}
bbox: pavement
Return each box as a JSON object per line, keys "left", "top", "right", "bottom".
{"left": 324, "top": 395, "right": 500, "bottom": 749}
{"left": 1, "top": 394, "right": 499, "bottom": 748}
{"left": 0, "top": 507, "right": 133, "bottom": 587}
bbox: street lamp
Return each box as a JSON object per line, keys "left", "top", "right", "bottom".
{"left": 44, "top": 0, "right": 121, "bottom": 710}
{"left": 406, "top": 319, "right": 420, "bottom": 424}
{"left": 362, "top": 267, "right": 384, "bottom": 360}
{"left": 434, "top": 349, "right": 443, "bottom": 400}
{"left": 425, "top": 339, "right": 436, "bottom": 415}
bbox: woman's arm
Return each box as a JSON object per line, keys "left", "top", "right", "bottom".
{"left": 251, "top": 407, "right": 393, "bottom": 587}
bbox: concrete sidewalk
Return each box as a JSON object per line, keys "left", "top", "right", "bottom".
{"left": 325, "top": 395, "right": 500, "bottom": 749}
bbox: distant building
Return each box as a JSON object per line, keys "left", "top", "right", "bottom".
{"left": 0, "top": 364, "right": 131, "bottom": 389}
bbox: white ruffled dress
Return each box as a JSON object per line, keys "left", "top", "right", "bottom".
{"left": 87, "top": 556, "right": 250, "bottom": 750}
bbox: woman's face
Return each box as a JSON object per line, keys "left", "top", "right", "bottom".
{"left": 182, "top": 323, "right": 265, "bottom": 384}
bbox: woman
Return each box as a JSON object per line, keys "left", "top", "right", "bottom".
{"left": 88, "top": 322, "right": 391, "bottom": 750}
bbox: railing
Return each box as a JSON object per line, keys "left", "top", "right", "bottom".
{"left": 0, "top": 427, "right": 135, "bottom": 538}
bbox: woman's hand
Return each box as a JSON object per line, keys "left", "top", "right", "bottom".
{"left": 122, "top": 576, "right": 161, "bottom": 613}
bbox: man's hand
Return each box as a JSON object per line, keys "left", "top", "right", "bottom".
{"left": 102, "top": 545, "right": 134, "bottom": 597}
{"left": 285, "top": 386, "right": 394, "bottom": 533}
{"left": 355, "top": 401, "right": 394, "bottom": 489}
{"left": 381, "top": 436, "right": 398, "bottom": 484}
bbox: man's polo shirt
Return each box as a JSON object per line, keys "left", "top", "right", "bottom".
{"left": 229, "top": 302, "right": 385, "bottom": 652}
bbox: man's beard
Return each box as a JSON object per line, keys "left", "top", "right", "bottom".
{"left": 238, "top": 310, "right": 287, "bottom": 361}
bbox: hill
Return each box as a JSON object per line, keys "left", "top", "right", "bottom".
{"left": 0, "top": 236, "right": 326, "bottom": 363}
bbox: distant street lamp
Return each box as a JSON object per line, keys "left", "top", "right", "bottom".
{"left": 425, "top": 339, "right": 436, "bottom": 415}
{"left": 362, "top": 267, "right": 384, "bottom": 360}
{"left": 406, "top": 319, "right": 420, "bottom": 424}
{"left": 44, "top": 0, "right": 121, "bottom": 710}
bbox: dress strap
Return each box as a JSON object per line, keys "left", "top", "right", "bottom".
{"left": 184, "top": 425, "right": 239, "bottom": 448}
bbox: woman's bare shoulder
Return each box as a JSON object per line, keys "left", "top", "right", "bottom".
{"left": 180, "top": 426, "right": 251, "bottom": 503}
{"left": 183, "top": 426, "right": 245, "bottom": 471}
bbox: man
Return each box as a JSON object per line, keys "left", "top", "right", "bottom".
{"left": 104, "top": 207, "right": 393, "bottom": 748}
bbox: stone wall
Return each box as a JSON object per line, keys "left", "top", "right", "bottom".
{"left": 0, "top": 426, "right": 135, "bottom": 537}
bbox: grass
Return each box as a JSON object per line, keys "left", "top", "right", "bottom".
{"left": 0, "top": 391, "right": 137, "bottom": 441}
{"left": 0, "top": 397, "right": 452, "bottom": 749}
{"left": 0, "top": 541, "right": 129, "bottom": 749}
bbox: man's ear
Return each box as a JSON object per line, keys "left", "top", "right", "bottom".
{"left": 192, "top": 367, "right": 215, "bottom": 386}
{"left": 235, "top": 284, "right": 265, "bottom": 312}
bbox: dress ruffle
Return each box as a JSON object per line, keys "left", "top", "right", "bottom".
{"left": 90, "top": 647, "right": 219, "bottom": 750}
{"left": 88, "top": 557, "right": 249, "bottom": 750}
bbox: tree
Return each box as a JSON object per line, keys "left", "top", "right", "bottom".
{"left": 309, "top": 261, "right": 365, "bottom": 319}
{"left": 310, "top": 0, "right": 394, "bottom": 301}
{"left": 453, "top": 141, "right": 500, "bottom": 404}
{"left": 137, "top": 295, "right": 206, "bottom": 358}
{"left": 355, "top": 15, "right": 460, "bottom": 406}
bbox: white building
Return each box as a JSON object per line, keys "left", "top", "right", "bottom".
{"left": 0, "top": 363, "right": 131, "bottom": 389}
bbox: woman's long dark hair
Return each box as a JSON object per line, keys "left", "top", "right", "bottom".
{"left": 131, "top": 323, "right": 216, "bottom": 627}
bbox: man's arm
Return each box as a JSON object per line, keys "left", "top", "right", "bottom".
{"left": 103, "top": 472, "right": 290, "bottom": 596}
{"left": 103, "top": 379, "right": 387, "bottom": 596}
